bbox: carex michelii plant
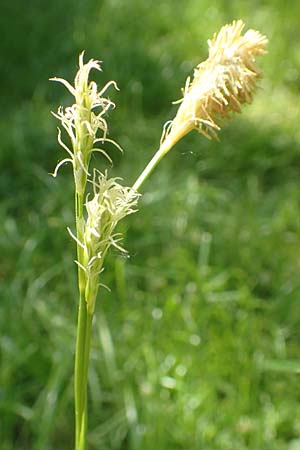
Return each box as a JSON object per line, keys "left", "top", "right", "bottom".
{"left": 51, "top": 20, "right": 267, "bottom": 450}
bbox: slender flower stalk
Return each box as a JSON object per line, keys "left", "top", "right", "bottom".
{"left": 133, "top": 20, "right": 268, "bottom": 191}
{"left": 51, "top": 53, "right": 138, "bottom": 450}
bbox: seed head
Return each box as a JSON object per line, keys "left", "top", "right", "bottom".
{"left": 82, "top": 171, "right": 139, "bottom": 312}
{"left": 162, "top": 20, "right": 268, "bottom": 145}
{"left": 51, "top": 52, "right": 120, "bottom": 194}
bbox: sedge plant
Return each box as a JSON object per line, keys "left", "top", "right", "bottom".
{"left": 51, "top": 20, "right": 267, "bottom": 450}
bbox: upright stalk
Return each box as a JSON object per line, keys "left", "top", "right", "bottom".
{"left": 75, "top": 304, "right": 93, "bottom": 450}
{"left": 74, "top": 191, "right": 93, "bottom": 450}
{"left": 52, "top": 54, "right": 139, "bottom": 450}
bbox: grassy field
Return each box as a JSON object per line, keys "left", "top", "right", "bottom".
{"left": 1, "top": 1, "right": 300, "bottom": 449}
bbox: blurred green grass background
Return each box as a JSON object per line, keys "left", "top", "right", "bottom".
{"left": 1, "top": 1, "right": 300, "bottom": 449}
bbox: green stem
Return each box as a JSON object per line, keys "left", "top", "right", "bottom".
{"left": 75, "top": 293, "right": 87, "bottom": 449}
{"left": 132, "top": 137, "right": 174, "bottom": 192}
{"left": 76, "top": 308, "right": 93, "bottom": 450}
{"left": 74, "top": 190, "right": 93, "bottom": 450}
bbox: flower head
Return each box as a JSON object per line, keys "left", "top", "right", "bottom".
{"left": 80, "top": 171, "right": 139, "bottom": 312}
{"left": 51, "top": 52, "right": 120, "bottom": 194}
{"left": 162, "top": 20, "right": 268, "bottom": 145}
